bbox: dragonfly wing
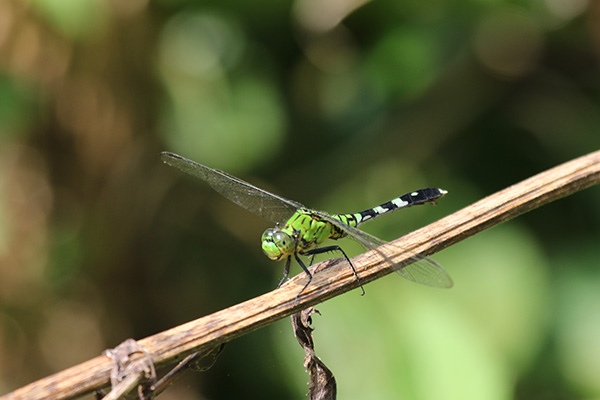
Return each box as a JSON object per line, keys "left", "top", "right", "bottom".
{"left": 161, "top": 152, "right": 303, "bottom": 223}
{"left": 393, "top": 254, "right": 453, "bottom": 288}
{"left": 314, "top": 211, "right": 453, "bottom": 288}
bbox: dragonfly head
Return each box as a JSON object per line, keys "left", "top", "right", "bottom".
{"left": 261, "top": 227, "right": 295, "bottom": 261}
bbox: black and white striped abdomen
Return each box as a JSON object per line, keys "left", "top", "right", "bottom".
{"left": 348, "top": 187, "right": 447, "bottom": 226}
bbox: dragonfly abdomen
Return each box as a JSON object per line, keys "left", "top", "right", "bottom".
{"left": 337, "top": 188, "right": 447, "bottom": 228}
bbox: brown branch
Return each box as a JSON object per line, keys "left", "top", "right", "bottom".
{"left": 4, "top": 150, "right": 600, "bottom": 400}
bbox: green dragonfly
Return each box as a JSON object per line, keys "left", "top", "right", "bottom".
{"left": 161, "top": 152, "right": 453, "bottom": 299}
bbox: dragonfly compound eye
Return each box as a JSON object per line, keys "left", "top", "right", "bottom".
{"left": 261, "top": 228, "right": 275, "bottom": 242}
{"left": 273, "top": 231, "right": 294, "bottom": 252}
{"left": 261, "top": 228, "right": 290, "bottom": 261}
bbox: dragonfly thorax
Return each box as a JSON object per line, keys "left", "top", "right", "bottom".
{"left": 261, "top": 227, "right": 295, "bottom": 261}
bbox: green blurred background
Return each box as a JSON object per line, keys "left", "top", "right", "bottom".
{"left": 1, "top": 0, "right": 599, "bottom": 398}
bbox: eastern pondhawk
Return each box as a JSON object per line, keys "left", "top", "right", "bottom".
{"left": 160, "top": 152, "right": 453, "bottom": 299}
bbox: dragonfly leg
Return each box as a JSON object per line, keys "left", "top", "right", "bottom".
{"left": 308, "top": 251, "right": 316, "bottom": 266}
{"left": 277, "top": 256, "right": 292, "bottom": 288}
{"left": 302, "top": 246, "right": 366, "bottom": 296}
{"left": 294, "top": 253, "right": 313, "bottom": 302}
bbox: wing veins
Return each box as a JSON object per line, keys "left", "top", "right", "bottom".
{"left": 312, "top": 211, "right": 453, "bottom": 288}
{"left": 161, "top": 152, "right": 303, "bottom": 223}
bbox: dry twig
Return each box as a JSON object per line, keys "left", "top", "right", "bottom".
{"left": 3, "top": 150, "right": 600, "bottom": 400}
{"left": 291, "top": 308, "right": 336, "bottom": 400}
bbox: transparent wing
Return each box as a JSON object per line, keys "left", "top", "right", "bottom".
{"left": 161, "top": 152, "right": 304, "bottom": 224}
{"left": 314, "top": 211, "right": 453, "bottom": 288}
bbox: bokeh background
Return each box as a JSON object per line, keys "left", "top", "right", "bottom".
{"left": 1, "top": 0, "right": 600, "bottom": 399}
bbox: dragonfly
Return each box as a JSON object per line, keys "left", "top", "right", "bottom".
{"left": 160, "top": 151, "right": 453, "bottom": 300}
